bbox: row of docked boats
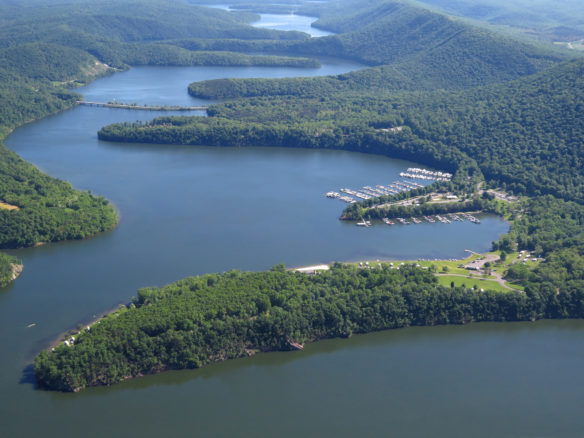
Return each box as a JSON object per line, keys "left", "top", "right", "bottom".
{"left": 326, "top": 180, "right": 425, "bottom": 204}
{"left": 400, "top": 167, "right": 452, "bottom": 182}
{"left": 375, "top": 213, "right": 481, "bottom": 226}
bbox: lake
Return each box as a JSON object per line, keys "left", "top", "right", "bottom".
{"left": 203, "top": 3, "right": 334, "bottom": 37}
{"left": 1, "top": 11, "right": 582, "bottom": 438}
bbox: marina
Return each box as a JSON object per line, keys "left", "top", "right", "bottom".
{"left": 321, "top": 166, "right": 481, "bottom": 228}
{"left": 325, "top": 167, "right": 436, "bottom": 205}
{"left": 357, "top": 213, "right": 482, "bottom": 227}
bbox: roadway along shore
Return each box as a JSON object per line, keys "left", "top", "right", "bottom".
{"left": 77, "top": 101, "right": 208, "bottom": 111}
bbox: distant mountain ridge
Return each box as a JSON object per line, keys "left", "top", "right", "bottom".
{"left": 189, "top": 0, "right": 569, "bottom": 100}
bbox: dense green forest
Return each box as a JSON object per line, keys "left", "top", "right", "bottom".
{"left": 0, "top": 0, "right": 313, "bottom": 70}
{"left": 35, "top": 262, "right": 584, "bottom": 391}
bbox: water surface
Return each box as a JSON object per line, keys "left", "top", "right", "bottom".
{"left": 252, "top": 13, "right": 333, "bottom": 37}
{"left": 202, "top": 3, "right": 333, "bottom": 37}
{"left": 81, "top": 59, "right": 362, "bottom": 107}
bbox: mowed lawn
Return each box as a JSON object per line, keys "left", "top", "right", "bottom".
{"left": 436, "top": 275, "right": 511, "bottom": 293}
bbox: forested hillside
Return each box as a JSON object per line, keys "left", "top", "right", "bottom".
{"left": 411, "top": 0, "right": 584, "bottom": 42}
{"left": 0, "top": 0, "right": 312, "bottom": 70}
{"left": 187, "top": 0, "right": 568, "bottom": 98}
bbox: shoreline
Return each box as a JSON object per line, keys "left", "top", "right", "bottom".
{"left": 46, "top": 255, "right": 478, "bottom": 351}
{"left": 0, "top": 263, "right": 23, "bottom": 288}
{"left": 11, "top": 263, "right": 23, "bottom": 282}
{"left": 43, "top": 249, "right": 525, "bottom": 355}
{"left": 290, "top": 252, "right": 478, "bottom": 272}
{"left": 46, "top": 303, "right": 126, "bottom": 351}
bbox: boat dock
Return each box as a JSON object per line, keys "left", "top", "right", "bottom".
{"left": 357, "top": 213, "right": 483, "bottom": 227}
{"left": 326, "top": 171, "right": 437, "bottom": 205}
{"left": 400, "top": 167, "right": 452, "bottom": 182}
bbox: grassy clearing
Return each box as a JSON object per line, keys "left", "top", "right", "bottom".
{"left": 353, "top": 254, "right": 495, "bottom": 277}
{"left": 350, "top": 250, "right": 532, "bottom": 292}
{"left": 0, "top": 201, "right": 19, "bottom": 211}
{"left": 416, "top": 257, "right": 481, "bottom": 276}
{"left": 507, "top": 282, "right": 525, "bottom": 291}
{"left": 436, "top": 275, "right": 511, "bottom": 293}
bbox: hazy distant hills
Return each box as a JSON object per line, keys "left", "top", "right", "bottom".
{"left": 189, "top": 0, "right": 571, "bottom": 99}
{"left": 410, "top": 0, "right": 584, "bottom": 42}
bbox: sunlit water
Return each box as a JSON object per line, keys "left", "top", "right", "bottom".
{"left": 252, "top": 13, "right": 333, "bottom": 37}
{"left": 202, "top": 3, "right": 333, "bottom": 37}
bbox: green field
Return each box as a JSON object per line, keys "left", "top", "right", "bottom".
{"left": 436, "top": 275, "right": 511, "bottom": 293}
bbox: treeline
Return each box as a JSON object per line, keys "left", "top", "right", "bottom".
{"left": 97, "top": 113, "right": 482, "bottom": 194}
{"left": 0, "top": 43, "right": 102, "bottom": 83}
{"left": 385, "top": 0, "right": 584, "bottom": 43}
{"left": 118, "top": 47, "right": 320, "bottom": 68}
{"left": 0, "top": 1, "right": 301, "bottom": 47}
{"left": 0, "top": 43, "right": 119, "bottom": 250}
{"left": 188, "top": 76, "right": 344, "bottom": 99}
{"left": 495, "top": 196, "right": 584, "bottom": 257}
{"left": 35, "top": 262, "right": 584, "bottom": 391}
